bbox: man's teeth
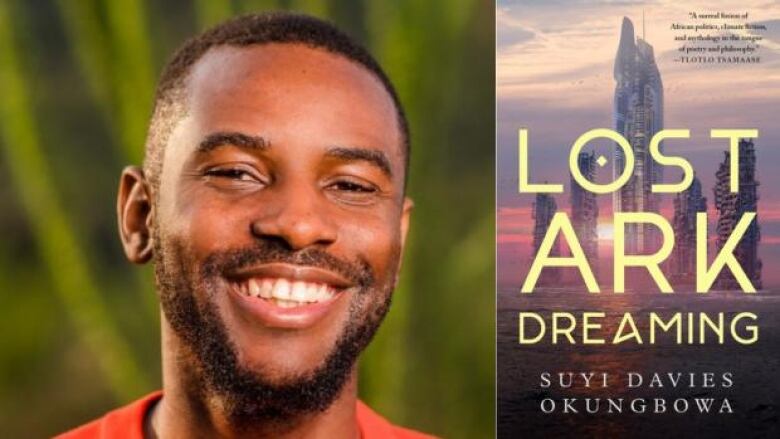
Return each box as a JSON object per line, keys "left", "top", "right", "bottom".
{"left": 239, "top": 278, "right": 335, "bottom": 305}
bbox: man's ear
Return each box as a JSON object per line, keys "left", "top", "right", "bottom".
{"left": 117, "top": 166, "right": 154, "bottom": 264}
{"left": 393, "top": 197, "right": 414, "bottom": 282}
{"left": 399, "top": 197, "right": 414, "bottom": 256}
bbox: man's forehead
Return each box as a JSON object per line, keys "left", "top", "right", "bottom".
{"left": 187, "top": 44, "right": 395, "bottom": 119}
{"left": 180, "top": 43, "right": 404, "bottom": 161}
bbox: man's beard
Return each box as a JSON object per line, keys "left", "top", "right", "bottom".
{"left": 153, "top": 234, "right": 395, "bottom": 426}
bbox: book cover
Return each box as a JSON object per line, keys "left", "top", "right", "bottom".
{"left": 498, "top": 1, "right": 779, "bottom": 436}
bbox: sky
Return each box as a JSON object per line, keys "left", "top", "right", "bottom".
{"left": 497, "top": 0, "right": 780, "bottom": 288}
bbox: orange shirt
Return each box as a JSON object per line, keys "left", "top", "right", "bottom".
{"left": 56, "top": 392, "right": 435, "bottom": 439}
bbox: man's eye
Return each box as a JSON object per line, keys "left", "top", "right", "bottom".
{"left": 204, "top": 168, "right": 259, "bottom": 182}
{"left": 330, "top": 181, "right": 376, "bottom": 193}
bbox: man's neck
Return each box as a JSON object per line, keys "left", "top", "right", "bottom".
{"left": 150, "top": 320, "right": 361, "bottom": 439}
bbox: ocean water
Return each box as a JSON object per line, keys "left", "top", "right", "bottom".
{"left": 497, "top": 288, "right": 780, "bottom": 438}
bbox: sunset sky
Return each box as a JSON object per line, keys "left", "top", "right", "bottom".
{"left": 497, "top": 0, "right": 780, "bottom": 287}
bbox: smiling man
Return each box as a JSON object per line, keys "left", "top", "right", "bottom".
{"left": 59, "top": 12, "right": 430, "bottom": 439}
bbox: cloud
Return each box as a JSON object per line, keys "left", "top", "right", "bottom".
{"left": 496, "top": 7, "right": 537, "bottom": 50}
{"left": 497, "top": 25, "right": 535, "bottom": 50}
{"left": 752, "top": 19, "right": 780, "bottom": 44}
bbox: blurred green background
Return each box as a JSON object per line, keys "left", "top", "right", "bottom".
{"left": 0, "top": 0, "right": 494, "bottom": 437}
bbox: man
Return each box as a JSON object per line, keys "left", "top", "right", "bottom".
{"left": 59, "top": 12, "right": 431, "bottom": 439}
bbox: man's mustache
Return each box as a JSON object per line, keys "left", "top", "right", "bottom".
{"left": 200, "top": 239, "right": 374, "bottom": 288}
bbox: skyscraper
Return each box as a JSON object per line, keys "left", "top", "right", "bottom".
{"left": 670, "top": 176, "right": 707, "bottom": 283}
{"left": 531, "top": 193, "right": 559, "bottom": 286}
{"left": 571, "top": 152, "right": 599, "bottom": 273}
{"left": 714, "top": 139, "right": 762, "bottom": 290}
{"left": 613, "top": 17, "right": 664, "bottom": 254}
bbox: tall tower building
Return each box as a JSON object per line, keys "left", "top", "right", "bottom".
{"left": 571, "top": 152, "right": 599, "bottom": 273}
{"left": 531, "top": 194, "right": 559, "bottom": 286}
{"left": 670, "top": 176, "right": 707, "bottom": 283}
{"left": 613, "top": 17, "right": 664, "bottom": 254}
{"left": 714, "top": 139, "right": 762, "bottom": 290}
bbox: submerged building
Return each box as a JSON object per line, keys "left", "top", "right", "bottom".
{"left": 531, "top": 193, "right": 559, "bottom": 286}
{"left": 713, "top": 139, "right": 761, "bottom": 290}
{"left": 612, "top": 17, "right": 664, "bottom": 254}
{"left": 670, "top": 176, "right": 707, "bottom": 283}
{"left": 571, "top": 152, "right": 599, "bottom": 272}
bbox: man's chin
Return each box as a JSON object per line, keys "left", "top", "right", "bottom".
{"left": 218, "top": 299, "right": 354, "bottom": 381}
{"left": 182, "top": 299, "right": 375, "bottom": 423}
{"left": 200, "top": 331, "right": 363, "bottom": 424}
{"left": 233, "top": 351, "right": 343, "bottom": 388}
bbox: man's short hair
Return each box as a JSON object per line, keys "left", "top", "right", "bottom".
{"left": 143, "top": 12, "right": 410, "bottom": 191}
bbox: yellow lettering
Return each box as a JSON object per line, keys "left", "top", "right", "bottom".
{"left": 569, "top": 128, "right": 634, "bottom": 194}
{"left": 650, "top": 129, "right": 694, "bottom": 193}
{"left": 696, "top": 212, "right": 757, "bottom": 293}
{"left": 522, "top": 213, "right": 599, "bottom": 293}
{"left": 518, "top": 129, "right": 563, "bottom": 193}
{"left": 614, "top": 213, "right": 674, "bottom": 293}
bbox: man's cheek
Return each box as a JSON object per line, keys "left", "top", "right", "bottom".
{"left": 351, "top": 228, "right": 401, "bottom": 281}
{"left": 184, "top": 203, "right": 251, "bottom": 252}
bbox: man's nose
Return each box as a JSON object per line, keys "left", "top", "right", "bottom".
{"left": 249, "top": 185, "right": 337, "bottom": 250}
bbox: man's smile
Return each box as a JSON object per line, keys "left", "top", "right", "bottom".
{"left": 225, "top": 262, "right": 355, "bottom": 328}
{"left": 234, "top": 278, "right": 338, "bottom": 307}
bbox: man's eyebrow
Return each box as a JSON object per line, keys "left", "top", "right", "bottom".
{"left": 197, "top": 131, "right": 270, "bottom": 153}
{"left": 325, "top": 147, "right": 393, "bottom": 177}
